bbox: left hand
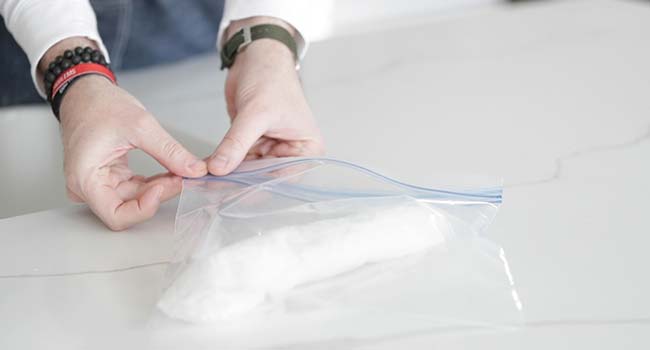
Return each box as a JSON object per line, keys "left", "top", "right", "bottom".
{"left": 207, "top": 21, "right": 324, "bottom": 175}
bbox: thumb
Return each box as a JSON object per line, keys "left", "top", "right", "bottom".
{"left": 208, "top": 114, "right": 267, "bottom": 175}
{"left": 136, "top": 121, "right": 207, "bottom": 178}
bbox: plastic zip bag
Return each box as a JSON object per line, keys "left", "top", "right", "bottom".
{"left": 156, "top": 157, "right": 522, "bottom": 331}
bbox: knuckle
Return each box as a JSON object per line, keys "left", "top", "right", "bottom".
{"left": 143, "top": 206, "right": 158, "bottom": 219}
{"left": 223, "top": 135, "right": 247, "bottom": 153}
{"left": 161, "top": 139, "right": 184, "bottom": 159}
{"left": 64, "top": 174, "right": 79, "bottom": 189}
{"left": 65, "top": 191, "right": 75, "bottom": 200}
{"left": 65, "top": 187, "right": 81, "bottom": 201}
{"left": 105, "top": 219, "right": 127, "bottom": 232}
{"left": 132, "top": 113, "right": 153, "bottom": 131}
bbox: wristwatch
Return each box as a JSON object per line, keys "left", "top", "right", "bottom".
{"left": 220, "top": 24, "right": 298, "bottom": 70}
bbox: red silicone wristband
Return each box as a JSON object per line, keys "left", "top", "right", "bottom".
{"left": 50, "top": 63, "right": 117, "bottom": 100}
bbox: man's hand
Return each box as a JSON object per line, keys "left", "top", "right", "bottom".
{"left": 207, "top": 18, "right": 324, "bottom": 175}
{"left": 59, "top": 75, "right": 207, "bottom": 230}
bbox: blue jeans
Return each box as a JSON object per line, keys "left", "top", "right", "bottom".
{"left": 0, "top": 0, "right": 224, "bottom": 106}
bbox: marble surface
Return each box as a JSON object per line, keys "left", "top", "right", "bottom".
{"left": 2, "top": 0, "right": 650, "bottom": 348}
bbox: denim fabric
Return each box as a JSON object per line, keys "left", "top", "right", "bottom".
{"left": 0, "top": 0, "right": 224, "bottom": 106}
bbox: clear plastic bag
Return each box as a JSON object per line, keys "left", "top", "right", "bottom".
{"left": 156, "top": 157, "right": 522, "bottom": 332}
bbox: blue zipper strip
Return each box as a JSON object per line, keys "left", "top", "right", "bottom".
{"left": 186, "top": 158, "right": 502, "bottom": 204}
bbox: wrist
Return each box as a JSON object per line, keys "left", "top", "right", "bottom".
{"left": 222, "top": 23, "right": 299, "bottom": 72}
{"left": 42, "top": 42, "right": 114, "bottom": 121}
{"left": 222, "top": 17, "right": 298, "bottom": 70}
{"left": 58, "top": 74, "right": 114, "bottom": 127}
{"left": 232, "top": 38, "right": 296, "bottom": 70}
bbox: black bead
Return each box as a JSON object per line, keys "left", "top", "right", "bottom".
{"left": 64, "top": 50, "right": 73, "bottom": 59}
{"left": 72, "top": 55, "right": 81, "bottom": 65}
{"left": 60, "top": 59, "right": 72, "bottom": 69}
{"left": 81, "top": 53, "right": 91, "bottom": 62}
{"left": 55, "top": 55, "right": 63, "bottom": 64}
{"left": 52, "top": 66, "right": 62, "bottom": 75}
{"left": 74, "top": 46, "right": 84, "bottom": 55}
{"left": 45, "top": 72, "right": 56, "bottom": 82}
{"left": 91, "top": 54, "right": 100, "bottom": 63}
{"left": 99, "top": 56, "right": 107, "bottom": 65}
{"left": 84, "top": 47, "right": 93, "bottom": 54}
{"left": 44, "top": 81, "right": 52, "bottom": 90}
{"left": 48, "top": 62, "right": 57, "bottom": 70}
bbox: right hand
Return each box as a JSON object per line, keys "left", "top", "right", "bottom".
{"left": 59, "top": 75, "right": 207, "bottom": 231}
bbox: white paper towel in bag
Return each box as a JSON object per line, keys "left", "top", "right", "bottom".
{"left": 157, "top": 199, "right": 448, "bottom": 322}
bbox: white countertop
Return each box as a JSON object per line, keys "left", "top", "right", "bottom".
{"left": 2, "top": 0, "right": 650, "bottom": 348}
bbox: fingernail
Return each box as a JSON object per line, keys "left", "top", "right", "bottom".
{"left": 188, "top": 159, "right": 206, "bottom": 173}
{"left": 210, "top": 154, "right": 228, "bottom": 170}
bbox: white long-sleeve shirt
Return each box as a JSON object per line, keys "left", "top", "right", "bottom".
{"left": 0, "top": 0, "right": 330, "bottom": 98}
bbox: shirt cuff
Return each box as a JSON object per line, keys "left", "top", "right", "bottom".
{"left": 217, "top": 0, "right": 332, "bottom": 62}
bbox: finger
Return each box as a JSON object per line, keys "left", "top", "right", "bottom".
{"left": 268, "top": 139, "right": 325, "bottom": 158}
{"left": 147, "top": 174, "right": 182, "bottom": 201}
{"left": 244, "top": 153, "right": 261, "bottom": 161}
{"left": 116, "top": 173, "right": 182, "bottom": 202}
{"left": 135, "top": 121, "right": 207, "bottom": 178}
{"left": 66, "top": 188, "right": 84, "bottom": 203}
{"left": 115, "top": 180, "right": 143, "bottom": 200}
{"left": 251, "top": 137, "right": 267, "bottom": 149}
{"left": 109, "top": 163, "right": 134, "bottom": 183}
{"left": 87, "top": 183, "right": 164, "bottom": 231}
{"left": 248, "top": 137, "right": 276, "bottom": 158}
{"left": 131, "top": 175, "right": 146, "bottom": 182}
{"left": 208, "top": 114, "right": 268, "bottom": 175}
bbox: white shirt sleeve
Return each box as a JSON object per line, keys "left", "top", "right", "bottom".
{"left": 218, "top": 0, "right": 332, "bottom": 61}
{"left": 0, "top": 0, "right": 109, "bottom": 98}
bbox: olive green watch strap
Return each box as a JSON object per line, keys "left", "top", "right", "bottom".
{"left": 220, "top": 24, "right": 298, "bottom": 70}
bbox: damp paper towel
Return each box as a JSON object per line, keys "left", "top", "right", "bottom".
{"left": 158, "top": 199, "right": 448, "bottom": 322}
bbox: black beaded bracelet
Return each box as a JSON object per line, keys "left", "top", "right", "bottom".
{"left": 42, "top": 46, "right": 113, "bottom": 120}
{"left": 42, "top": 46, "right": 109, "bottom": 101}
